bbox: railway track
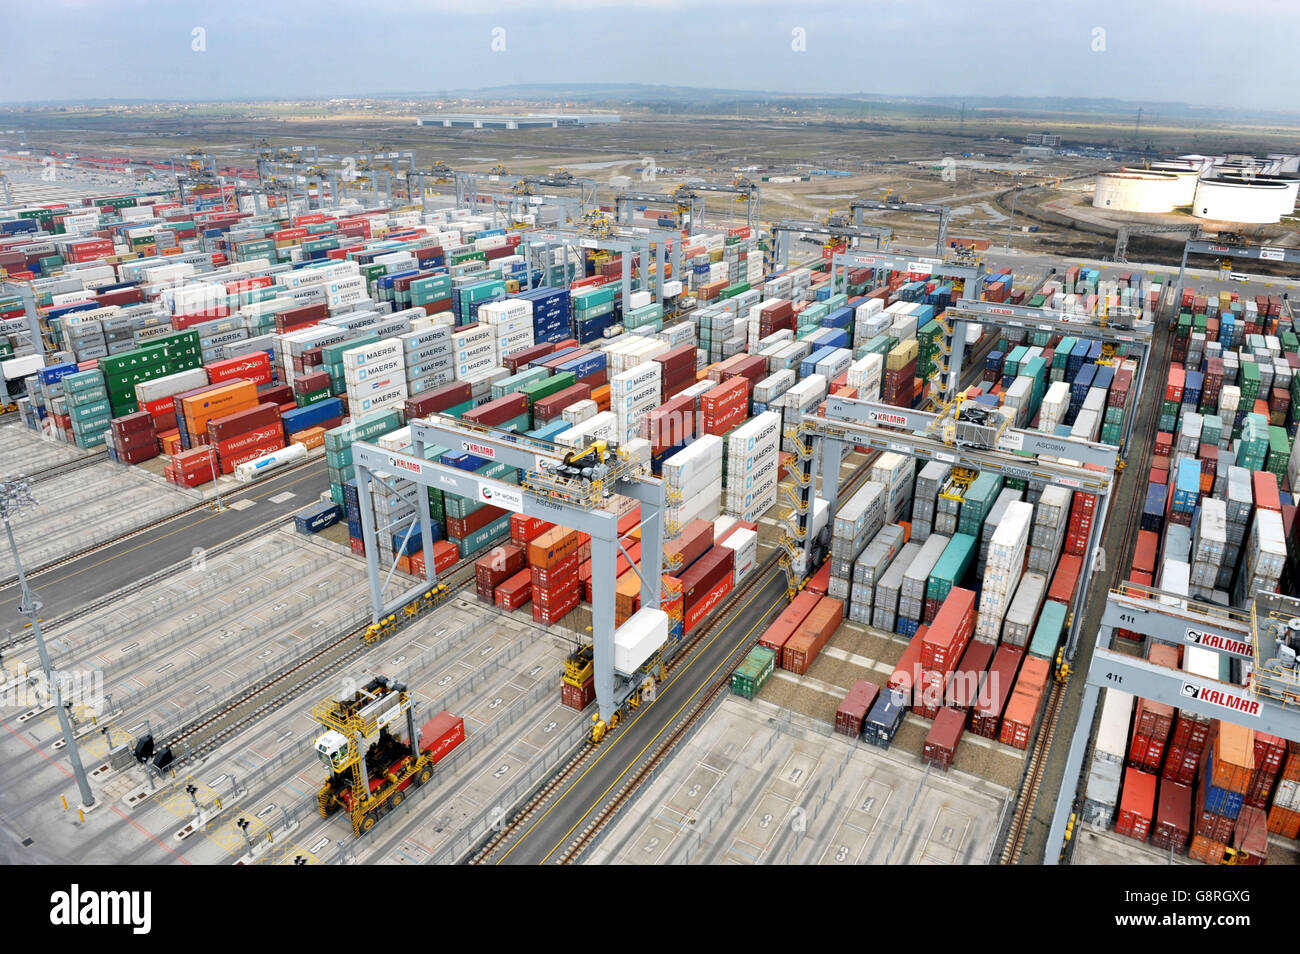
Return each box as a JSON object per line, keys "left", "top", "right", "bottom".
{"left": 996, "top": 287, "right": 1176, "bottom": 864}
{"left": 472, "top": 454, "right": 882, "bottom": 865}
{"left": 1000, "top": 679, "right": 1066, "bottom": 863}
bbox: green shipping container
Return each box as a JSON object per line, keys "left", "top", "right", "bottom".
{"left": 926, "top": 533, "right": 977, "bottom": 603}
{"left": 731, "top": 646, "right": 776, "bottom": 699}
{"left": 450, "top": 514, "right": 511, "bottom": 559}
{"left": 1029, "top": 600, "right": 1068, "bottom": 660}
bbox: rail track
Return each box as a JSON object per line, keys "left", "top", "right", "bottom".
{"left": 1000, "top": 679, "right": 1066, "bottom": 863}
{"left": 996, "top": 287, "right": 1176, "bottom": 864}
{"left": 471, "top": 454, "right": 882, "bottom": 865}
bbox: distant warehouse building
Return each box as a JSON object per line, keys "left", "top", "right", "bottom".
{"left": 416, "top": 113, "right": 620, "bottom": 130}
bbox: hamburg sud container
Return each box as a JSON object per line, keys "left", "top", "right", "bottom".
{"left": 681, "top": 546, "right": 734, "bottom": 634}
{"left": 759, "top": 589, "right": 819, "bottom": 655}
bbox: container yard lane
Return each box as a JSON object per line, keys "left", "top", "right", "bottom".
{"left": 488, "top": 564, "right": 791, "bottom": 865}
{"left": 0, "top": 456, "right": 327, "bottom": 627}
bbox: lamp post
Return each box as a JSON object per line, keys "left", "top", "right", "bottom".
{"left": 1004, "top": 174, "right": 1021, "bottom": 251}
{"left": 0, "top": 476, "right": 95, "bottom": 808}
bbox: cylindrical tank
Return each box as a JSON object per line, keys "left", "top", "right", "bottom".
{"left": 1193, "top": 176, "right": 1288, "bottom": 223}
{"left": 1215, "top": 172, "right": 1299, "bottom": 213}
{"left": 1142, "top": 162, "right": 1202, "bottom": 206}
{"left": 234, "top": 442, "right": 308, "bottom": 481}
{"left": 1092, "top": 171, "right": 1180, "bottom": 213}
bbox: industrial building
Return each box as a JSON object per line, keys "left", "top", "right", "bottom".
{"left": 415, "top": 113, "right": 620, "bottom": 130}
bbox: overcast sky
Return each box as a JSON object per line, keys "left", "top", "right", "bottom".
{"left": 3, "top": 0, "right": 1296, "bottom": 112}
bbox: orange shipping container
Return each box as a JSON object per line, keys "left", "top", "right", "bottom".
{"left": 528, "top": 527, "right": 581, "bottom": 570}
{"left": 590, "top": 384, "right": 610, "bottom": 412}
{"left": 1209, "top": 722, "right": 1256, "bottom": 793}
{"left": 781, "top": 596, "right": 843, "bottom": 675}
{"left": 998, "top": 656, "right": 1052, "bottom": 749}
{"left": 182, "top": 380, "right": 258, "bottom": 433}
{"left": 291, "top": 426, "right": 326, "bottom": 450}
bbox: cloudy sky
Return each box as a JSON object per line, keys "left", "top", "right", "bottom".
{"left": 3, "top": 0, "right": 1294, "bottom": 111}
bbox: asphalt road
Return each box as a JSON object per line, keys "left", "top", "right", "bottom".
{"left": 492, "top": 566, "right": 790, "bottom": 865}
{"left": 0, "top": 458, "right": 329, "bottom": 630}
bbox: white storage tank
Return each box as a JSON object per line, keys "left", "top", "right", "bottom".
{"left": 1142, "top": 161, "right": 1202, "bottom": 205}
{"left": 1193, "top": 175, "right": 1288, "bottom": 223}
{"left": 1091, "top": 171, "right": 1181, "bottom": 213}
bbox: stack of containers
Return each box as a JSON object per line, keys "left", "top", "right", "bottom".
{"left": 680, "top": 544, "right": 734, "bottom": 635}
{"left": 1190, "top": 722, "right": 1256, "bottom": 863}
{"left": 1082, "top": 688, "right": 1133, "bottom": 826}
{"left": 872, "top": 541, "right": 922, "bottom": 634}
{"left": 722, "top": 411, "right": 780, "bottom": 522}
{"left": 910, "top": 461, "right": 950, "bottom": 542}
{"left": 653, "top": 344, "right": 697, "bottom": 403}
{"left": 1028, "top": 485, "right": 1071, "bottom": 574}
{"left": 897, "top": 534, "right": 949, "bottom": 637}
{"left": 477, "top": 299, "right": 534, "bottom": 364}
{"left": 1000, "top": 571, "right": 1047, "bottom": 648}
{"left": 344, "top": 338, "right": 408, "bottom": 417}
{"left": 915, "top": 587, "right": 976, "bottom": 717}
{"left": 208, "top": 400, "right": 284, "bottom": 474}
{"left": 527, "top": 527, "right": 583, "bottom": 625}
{"left": 870, "top": 452, "right": 915, "bottom": 525}
{"left": 1268, "top": 744, "right": 1300, "bottom": 838}
{"left": 827, "top": 480, "right": 886, "bottom": 600}
{"left": 980, "top": 488, "right": 1023, "bottom": 566}
{"left": 781, "top": 596, "right": 843, "bottom": 675}
{"left": 999, "top": 655, "right": 1051, "bottom": 749}
{"left": 976, "top": 501, "right": 1033, "bottom": 643}
{"left": 111, "top": 411, "right": 159, "bottom": 465}
{"left": 400, "top": 322, "right": 454, "bottom": 398}
{"left": 848, "top": 524, "right": 905, "bottom": 625}
{"left": 662, "top": 436, "right": 722, "bottom": 535}
{"left": 63, "top": 368, "right": 113, "bottom": 449}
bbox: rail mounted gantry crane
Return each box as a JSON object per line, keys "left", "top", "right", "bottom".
{"left": 847, "top": 197, "right": 953, "bottom": 257}
{"left": 523, "top": 218, "right": 680, "bottom": 307}
{"left": 349, "top": 414, "right": 667, "bottom": 743}
{"left": 614, "top": 178, "right": 759, "bottom": 233}
{"left": 1110, "top": 223, "right": 1201, "bottom": 263}
{"left": 770, "top": 220, "right": 892, "bottom": 272}
{"left": 312, "top": 675, "right": 465, "bottom": 835}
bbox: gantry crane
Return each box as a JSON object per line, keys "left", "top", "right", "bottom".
{"left": 848, "top": 197, "right": 953, "bottom": 257}
{"left": 313, "top": 675, "right": 465, "bottom": 836}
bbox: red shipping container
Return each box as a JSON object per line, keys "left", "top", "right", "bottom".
{"left": 446, "top": 505, "right": 508, "bottom": 541}
{"left": 215, "top": 423, "right": 283, "bottom": 462}
{"left": 532, "top": 551, "right": 580, "bottom": 590}
{"left": 531, "top": 384, "right": 591, "bottom": 424}
{"left": 406, "top": 381, "right": 472, "bottom": 418}
{"left": 207, "top": 402, "right": 282, "bottom": 443}
{"left": 219, "top": 434, "right": 284, "bottom": 474}
{"left": 684, "top": 575, "right": 733, "bottom": 633}
{"left": 510, "top": 513, "right": 554, "bottom": 545}
{"left": 1132, "top": 530, "right": 1160, "bottom": 576}
{"left": 462, "top": 394, "right": 528, "bottom": 428}
{"left": 920, "top": 587, "right": 976, "bottom": 672}
{"left": 561, "top": 676, "right": 596, "bottom": 710}
{"left": 533, "top": 587, "right": 579, "bottom": 624}
{"left": 680, "top": 546, "right": 734, "bottom": 606}
{"left": 999, "top": 656, "right": 1051, "bottom": 749}
{"left": 945, "top": 639, "right": 995, "bottom": 711}
{"left": 1115, "top": 767, "right": 1158, "bottom": 841}
{"left": 807, "top": 563, "right": 831, "bottom": 596}
{"left": 206, "top": 352, "right": 272, "bottom": 386}
{"left": 474, "top": 543, "right": 525, "bottom": 592}
{"left": 1268, "top": 805, "right": 1300, "bottom": 839}
{"left": 494, "top": 569, "right": 532, "bottom": 612}
{"left": 664, "top": 519, "right": 714, "bottom": 572}
{"left": 781, "top": 597, "right": 843, "bottom": 675}
{"left": 888, "top": 626, "right": 928, "bottom": 700}
{"left": 922, "top": 707, "right": 966, "bottom": 772}
{"left": 1150, "top": 780, "right": 1192, "bottom": 852}
{"left": 970, "top": 645, "right": 1026, "bottom": 738}
{"left": 504, "top": 342, "right": 555, "bottom": 374}
{"left": 759, "top": 589, "right": 820, "bottom": 654}
{"left": 1047, "top": 554, "right": 1083, "bottom": 605}
{"left": 835, "top": 680, "right": 880, "bottom": 737}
